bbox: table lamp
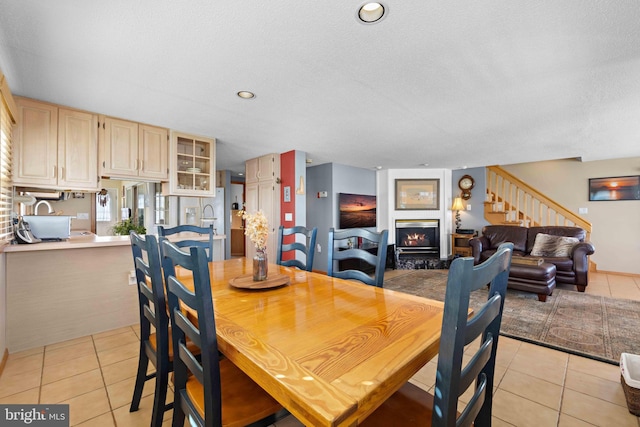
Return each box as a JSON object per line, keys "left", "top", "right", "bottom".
{"left": 451, "top": 197, "right": 464, "bottom": 231}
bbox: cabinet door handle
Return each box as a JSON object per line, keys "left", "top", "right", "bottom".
{"left": 139, "top": 159, "right": 143, "bottom": 171}
{"left": 53, "top": 166, "right": 57, "bottom": 178}
{"left": 61, "top": 166, "right": 65, "bottom": 181}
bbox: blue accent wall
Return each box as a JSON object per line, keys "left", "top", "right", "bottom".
{"left": 306, "top": 163, "right": 376, "bottom": 273}
{"left": 451, "top": 167, "right": 489, "bottom": 235}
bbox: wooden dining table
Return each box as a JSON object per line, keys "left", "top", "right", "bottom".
{"left": 174, "top": 257, "right": 445, "bottom": 426}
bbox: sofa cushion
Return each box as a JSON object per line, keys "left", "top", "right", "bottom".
{"left": 530, "top": 233, "right": 580, "bottom": 258}
{"left": 540, "top": 256, "right": 575, "bottom": 272}
{"left": 526, "top": 226, "right": 585, "bottom": 253}
{"left": 481, "top": 225, "right": 528, "bottom": 253}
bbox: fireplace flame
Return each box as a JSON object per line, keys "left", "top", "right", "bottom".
{"left": 403, "top": 233, "right": 427, "bottom": 246}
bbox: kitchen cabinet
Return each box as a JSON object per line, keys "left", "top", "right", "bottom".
{"left": 14, "top": 97, "right": 98, "bottom": 191}
{"left": 244, "top": 153, "right": 280, "bottom": 261}
{"left": 246, "top": 154, "right": 278, "bottom": 184}
{"left": 166, "top": 131, "right": 216, "bottom": 196}
{"left": 99, "top": 117, "right": 168, "bottom": 180}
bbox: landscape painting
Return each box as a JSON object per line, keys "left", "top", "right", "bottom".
{"left": 339, "top": 193, "right": 377, "bottom": 229}
{"left": 589, "top": 175, "right": 640, "bottom": 201}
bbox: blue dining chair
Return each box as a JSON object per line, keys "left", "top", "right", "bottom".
{"left": 276, "top": 225, "right": 318, "bottom": 271}
{"left": 360, "top": 243, "right": 514, "bottom": 427}
{"left": 129, "top": 232, "right": 172, "bottom": 427}
{"left": 157, "top": 224, "right": 215, "bottom": 262}
{"left": 327, "top": 228, "right": 389, "bottom": 287}
{"left": 159, "top": 239, "right": 283, "bottom": 427}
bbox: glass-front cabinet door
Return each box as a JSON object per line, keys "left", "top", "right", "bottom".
{"left": 167, "top": 131, "right": 216, "bottom": 196}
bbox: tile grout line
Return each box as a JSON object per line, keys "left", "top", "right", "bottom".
{"left": 38, "top": 346, "right": 45, "bottom": 405}
{"left": 554, "top": 352, "right": 570, "bottom": 427}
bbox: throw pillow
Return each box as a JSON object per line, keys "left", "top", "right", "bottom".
{"left": 530, "top": 233, "right": 579, "bottom": 258}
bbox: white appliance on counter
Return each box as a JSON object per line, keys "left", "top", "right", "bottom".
{"left": 22, "top": 215, "right": 73, "bottom": 240}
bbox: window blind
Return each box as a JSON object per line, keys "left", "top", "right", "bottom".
{"left": 0, "top": 96, "right": 14, "bottom": 243}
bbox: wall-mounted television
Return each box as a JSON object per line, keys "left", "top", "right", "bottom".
{"left": 339, "top": 193, "right": 377, "bottom": 229}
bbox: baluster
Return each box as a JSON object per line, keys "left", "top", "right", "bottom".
{"left": 515, "top": 187, "right": 520, "bottom": 223}
{"left": 538, "top": 203, "right": 543, "bottom": 226}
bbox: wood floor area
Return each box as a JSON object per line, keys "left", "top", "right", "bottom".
{"left": 0, "top": 271, "right": 638, "bottom": 426}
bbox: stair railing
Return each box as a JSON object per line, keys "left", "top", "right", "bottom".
{"left": 485, "top": 166, "right": 592, "bottom": 239}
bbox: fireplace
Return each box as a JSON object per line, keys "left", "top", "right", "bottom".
{"left": 395, "top": 219, "right": 440, "bottom": 267}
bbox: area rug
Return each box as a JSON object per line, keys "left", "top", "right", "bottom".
{"left": 384, "top": 269, "right": 640, "bottom": 365}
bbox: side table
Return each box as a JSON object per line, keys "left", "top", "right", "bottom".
{"left": 451, "top": 233, "right": 474, "bottom": 257}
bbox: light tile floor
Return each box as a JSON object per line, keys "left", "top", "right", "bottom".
{"left": 0, "top": 271, "right": 639, "bottom": 426}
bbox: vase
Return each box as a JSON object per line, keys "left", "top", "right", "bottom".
{"left": 253, "top": 249, "right": 268, "bottom": 281}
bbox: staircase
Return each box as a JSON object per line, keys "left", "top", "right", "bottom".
{"left": 485, "top": 166, "right": 592, "bottom": 240}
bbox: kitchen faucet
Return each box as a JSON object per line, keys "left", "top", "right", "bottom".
{"left": 34, "top": 200, "right": 54, "bottom": 215}
{"left": 201, "top": 204, "right": 216, "bottom": 234}
{"left": 202, "top": 204, "right": 214, "bottom": 219}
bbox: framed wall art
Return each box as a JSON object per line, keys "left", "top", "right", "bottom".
{"left": 338, "top": 193, "right": 377, "bottom": 228}
{"left": 588, "top": 175, "right": 640, "bottom": 201}
{"left": 395, "top": 179, "right": 440, "bottom": 210}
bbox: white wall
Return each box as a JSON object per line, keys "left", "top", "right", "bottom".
{"left": 503, "top": 157, "right": 640, "bottom": 275}
{"left": 379, "top": 168, "right": 453, "bottom": 258}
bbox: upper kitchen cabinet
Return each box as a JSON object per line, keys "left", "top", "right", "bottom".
{"left": 166, "top": 131, "right": 215, "bottom": 196}
{"left": 99, "top": 116, "right": 168, "bottom": 180}
{"left": 246, "top": 154, "right": 278, "bottom": 184}
{"left": 14, "top": 97, "right": 99, "bottom": 191}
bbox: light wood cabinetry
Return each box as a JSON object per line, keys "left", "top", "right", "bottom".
{"left": 244, "top": 154, "right": 280, "bottom": 261}
{"left": 245, "top": 154, "right": 278, "bottom": 184}
{"left": 230, "top": 208, "right": 245, "bottom": 256}
{"left": 14, "top": 97, "right": 98, "bottom": 191}
{"left": 99, "top": 117, "right": 168, "bottom": 180}
{"left": 451, "top": 233, "right": 473, "bottom": 257}
{"left": 231, "top": 228, "right": 246, "bottom": 256}
{"left": 166, "top": 131, "right": 216, "bottom": 196}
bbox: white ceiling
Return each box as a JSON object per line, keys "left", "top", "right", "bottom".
{"left": 1, "top": 1, "right": 640, "bottom": 176}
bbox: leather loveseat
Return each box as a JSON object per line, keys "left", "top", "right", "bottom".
{"left": 469, "top": 225, "right": 595, "bottom": 300}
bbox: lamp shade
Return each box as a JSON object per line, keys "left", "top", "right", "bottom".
{"left": 451, "top": 197, "right": 464, "bottom": 211}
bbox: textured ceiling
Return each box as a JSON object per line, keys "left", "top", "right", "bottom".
{"left": 1, "top": 1, "right": 639, "bottom": 176}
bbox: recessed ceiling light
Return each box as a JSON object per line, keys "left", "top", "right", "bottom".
{"left": 358, "top": 2, "right": 385, "bottom": 23}
{"left": 237, "top": 91, "right": 255, "bottom": 99}
{"left": 238, "top": 172, "right": 244, "bottom": 176}
{"left": 375, "top": 166, "right": 383, "bottom": 170}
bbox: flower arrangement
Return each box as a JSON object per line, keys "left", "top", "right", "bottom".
{"left": 238, "top": 210, "right": 268, "bottom": 251}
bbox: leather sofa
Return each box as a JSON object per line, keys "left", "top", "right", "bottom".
{"left": 469, "top": 225, "right": 595, "bottom": 300}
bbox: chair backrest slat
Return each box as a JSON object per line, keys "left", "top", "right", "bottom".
{"left": 130, "top": 232, "right": 169, "bottom": 361}
{"left": 129, "top": 231, "right": 176, "bottom": 427}
{"left": 432, "top": 242, "right": 513, "bottom": 427}
{"left": 327, "top": 228, "right": 389, "bottom": 287}
{"left": 160, "top": 238, "right": 224, "bottom": 426}
{"left": 158, "top": 224, "right": 215, "bottom": 262}
{"left": 276, "top": 225, "right": 318, "bottom": 271}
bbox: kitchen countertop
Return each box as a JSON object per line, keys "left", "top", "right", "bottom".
{"left": 2, "top": 232, "right": 226, "bottom": 253}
